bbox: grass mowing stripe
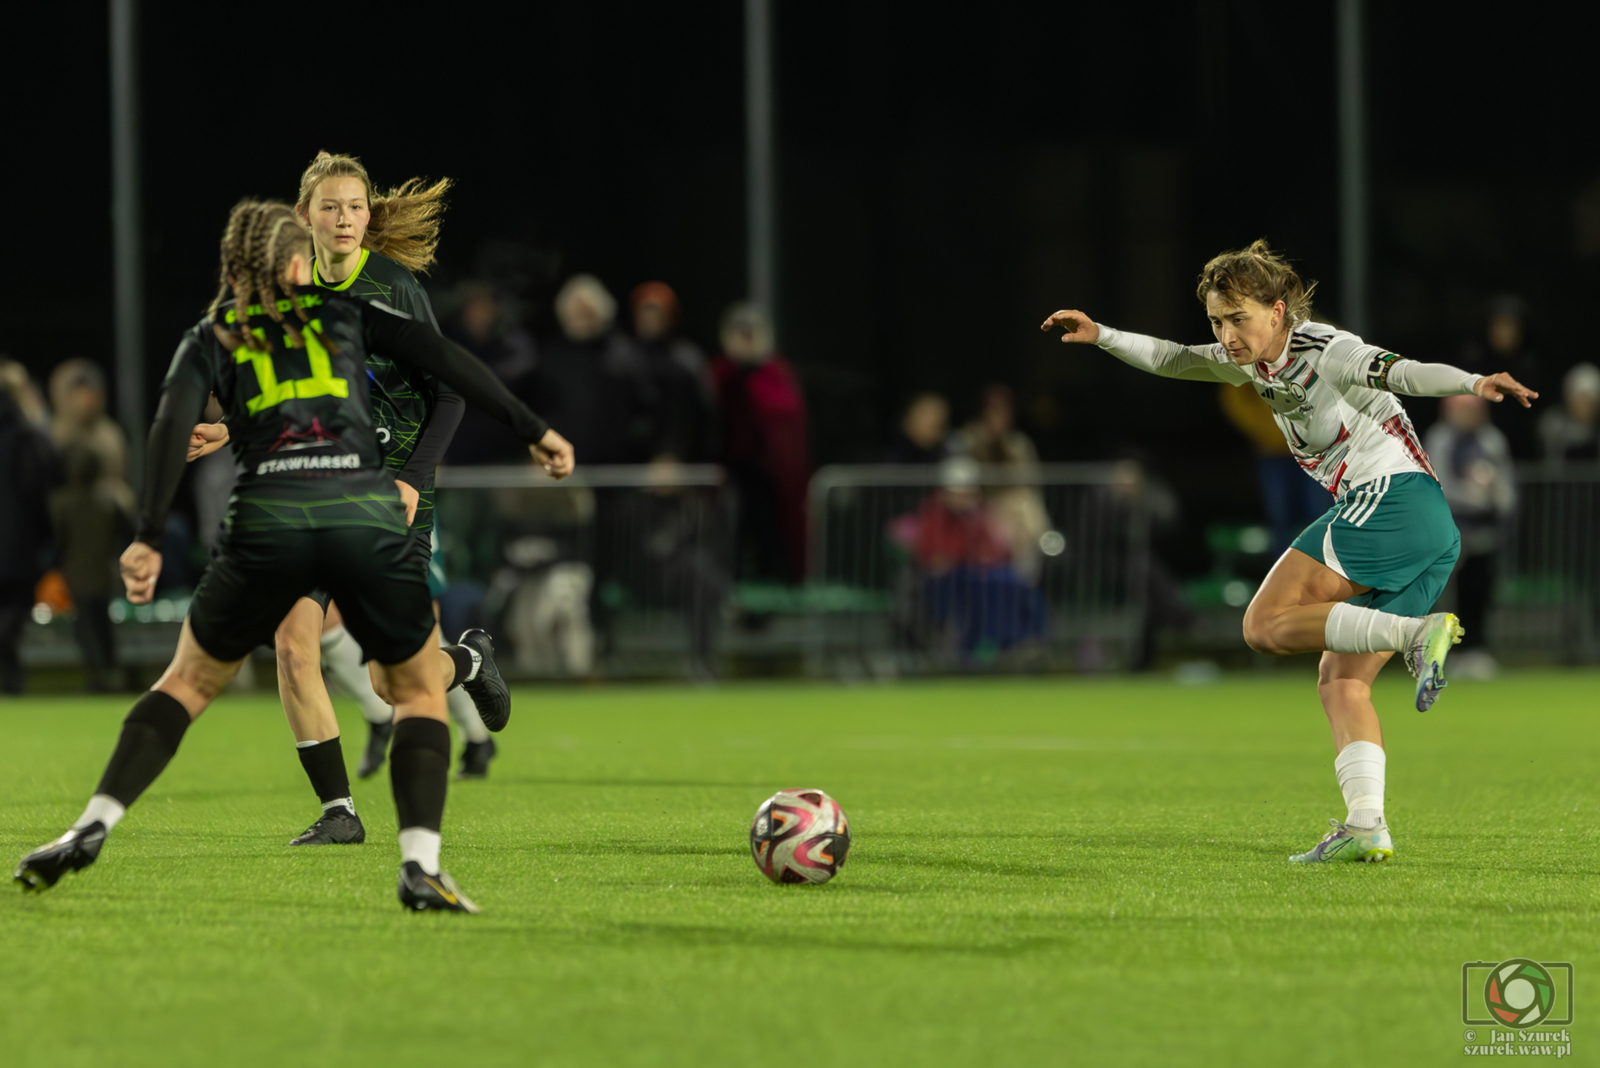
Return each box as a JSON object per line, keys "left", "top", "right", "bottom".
{"left": 1, "top": 671, "right": 1595, "bottom": 1066}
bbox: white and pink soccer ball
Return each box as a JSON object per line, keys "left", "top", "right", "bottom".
{"left": 749, "top": 788, "right": 851, "bottom": 885}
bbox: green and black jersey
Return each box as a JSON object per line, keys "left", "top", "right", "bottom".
{"left": 313, "top": 248, "right": 460, "bottom": 533}
{"left": 137, "top": 287, "right": 549, "bottom": 545}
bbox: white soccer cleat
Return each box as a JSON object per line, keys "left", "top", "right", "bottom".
{"left": 1289, "top": 818, "right": 1393, "bottom": 864}
{"left": 1404, "top": 612, "right": 1465, "bottom": 712}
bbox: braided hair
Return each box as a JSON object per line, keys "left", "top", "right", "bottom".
{"left": 208, "top": 199, "right": 333, "bottom": 354}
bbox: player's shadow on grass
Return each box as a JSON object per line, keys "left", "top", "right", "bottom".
{"left": 594, "top": 921, "right": 1068, "bottom": 957}
{"left": 539, "top": 839, "right": 748, "bottom": 857}
{"left": 872, "top": 853, "right": 1078, "bottom": 879}
{"left": 499, "top": 777, "right": 762, "bottom": 790}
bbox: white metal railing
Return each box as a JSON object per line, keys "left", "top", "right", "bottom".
{"left": 435, "top": 463, "right": 725, "bottom": 490}
{"left": 1494, "top": 464, "right": 1600, "bottom": 660}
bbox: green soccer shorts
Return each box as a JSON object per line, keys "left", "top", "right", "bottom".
{"left": 426, "top": 526, "right": 447, "bottom": 601}
{"left": 1289, "top": 471, "right": 1461, "bottom": 617}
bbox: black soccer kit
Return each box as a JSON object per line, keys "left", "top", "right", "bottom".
{"left": 297, "top": 250, "right": 461, "bottom": 612}
{"left": 137, "top": 288, "right": 550, "bottom": 664}
{"left": 313, "top": 249, "right": 460, "bottom": 545}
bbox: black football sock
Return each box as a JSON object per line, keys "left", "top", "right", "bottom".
{"left": 389, "top": 718, "right": 451, "bottom": 832}
{"left": 96, "top": 690, "right": 192, "bottom": 807}
{"left": 442, "top": 644, "right": 474, "bottom": 692}
{"left": 296, "top": 738, "right": 353, "bottom": 811}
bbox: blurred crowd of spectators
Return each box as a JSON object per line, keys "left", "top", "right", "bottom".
{"left": 1, "top": 359, "right": 134, "bottom": 693}
{"left": 4, "top": 279, "right": 1599, "bottom": 690}
{"left": 440, "top": 276, "right": 811, "bottom": 587}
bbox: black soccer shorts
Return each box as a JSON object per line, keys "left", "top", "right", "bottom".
{"left": 188, "top": 524, "right": 435, "bottom": 665}
{"left": 300, "top": 528, "right": 432, "bottom": 622}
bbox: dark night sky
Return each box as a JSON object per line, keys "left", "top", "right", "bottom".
{"left": 5, "top": 1, "right": 1596, "bottom": 572}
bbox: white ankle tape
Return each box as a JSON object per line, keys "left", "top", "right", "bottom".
{"left": 73, "top": 794, "right": 127, "bottom": 833}
{"left": 1325, "top": 604, "right": 1419, "bottom": 654}
{"left": 1335, "top": 741, "right": 1386, "bottom": 825}
{"left": 399, "top": 827, "right": 442, "bottom": 875}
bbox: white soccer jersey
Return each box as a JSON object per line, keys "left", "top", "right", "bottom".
{"left": 1095, "top": 321, "right": 1482, "bottom": 495}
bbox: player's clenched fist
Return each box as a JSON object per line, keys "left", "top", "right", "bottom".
{"left": 187, "top": 421, "right": 230, "bottom": 461}
{"left": 532, "top": 428, "right": 575, "bottom": 480}
{"left": 1040, "top": 310, "right": 1101, "bottom": 345}
{"left": 119, "top": 542, "right": 162, "bottom": 605}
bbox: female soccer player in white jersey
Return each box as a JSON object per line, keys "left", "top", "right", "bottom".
{"left": 1041, "top": 240, "right": 1536, "bottom": 864}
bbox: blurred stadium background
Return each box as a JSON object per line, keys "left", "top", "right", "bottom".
{"left": 3, "top": 0, "right": 1598, "bottom": 693}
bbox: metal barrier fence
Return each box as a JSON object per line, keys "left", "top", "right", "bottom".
{"left": 433, "top": 464, "right": 732, "bottom": 680}
{"left": 15, "top": 464, "right": 1597, "bottom": 683}
{"left": 805, "top": 462, "right": 1151, "bottom": 677}
{"left": 1492, "top": 464, "right": 1600, "bottom": 661}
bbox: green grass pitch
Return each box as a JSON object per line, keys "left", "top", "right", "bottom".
{"left": 1, "top": 670, "right": 1595, "bottom": 1066}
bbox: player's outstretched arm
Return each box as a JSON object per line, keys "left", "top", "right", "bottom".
{"left": 1474, "top": 372, "right": 1539, "bottom": 408}
{"left": 1040, "top": 309, "right": 1101, "bottom": 344}
{"left": 364, "top": 304, "right": 559, "bottom": 461}
{"left": 1339, "top": 342, "right": 1540, "bottom": 407}
{"left": 1040, "top": 308, "right": 1235, "bottom": 383}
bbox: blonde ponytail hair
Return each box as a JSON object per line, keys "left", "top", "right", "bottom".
{"left": 295, "top": 151, "right": 452, "bottom": 274}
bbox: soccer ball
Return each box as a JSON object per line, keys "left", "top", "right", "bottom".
{"left": 749, "top": 789, "right": 851, "bottom": 885}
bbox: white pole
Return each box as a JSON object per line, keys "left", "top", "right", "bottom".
{"left": 1336, "top": 0, "right": 1367, "bottom": 335}
{"left": 111, "top": 0, "right": 145, "bottom": 483}
{"left": 745, "top": 0, "right": 775, "bottom": 337}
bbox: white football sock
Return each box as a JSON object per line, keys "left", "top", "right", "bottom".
{"left": 1324, "top": 603, "right": 1425, "bottom": 654}
{"left": 320, "top": 625, "right": 394, "bottom": 726}
{"left": 398, "top": 827, "right": 442, "bottom": 875}
{"left": 1335, "top": 740, "right": 1386, "bottom": 830}
{"left": 447, "top": 687, "right": 490, "bottom": 744}
{"left": 72, "top": 794, "right": 126, "bottom": 832}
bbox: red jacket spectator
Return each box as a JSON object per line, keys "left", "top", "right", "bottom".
{"left": 711, "top": 303, "right": 810, "bottom": 584}
{"left": 888, "top": 491, "right": 1011, "bottom": 576}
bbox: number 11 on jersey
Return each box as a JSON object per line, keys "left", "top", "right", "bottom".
{"left": 234, "top": 320, "right": 350, "bottom": 415}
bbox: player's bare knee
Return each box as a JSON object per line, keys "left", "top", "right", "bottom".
{"left": 1317, "top": 677, "right": 1370, "bottom": 708}
{"left": 370, "top": 675, "right": 395, "bottom": 705}
{"left": 274, "top": 635, "right": 318, "bottom": 694}
{"left": 1241, "top": 614, "right": 1289, "bottom": 656}
{"left": 377, "top": 659, "right": 441, "bottom": 709}
{"left": 170, "top": 663, "right": 228, "bottom": 706}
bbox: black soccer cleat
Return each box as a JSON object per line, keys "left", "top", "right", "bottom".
{"left": 289, "top": 805, "right": 366, "bottom": 846}
{"left": 456, "top": 629, "right": 510, "bottom": 733}
{"left": 357, "top": 718, "right": 396, "bottom": 779}
{"left": 14, "top": 822, "right": 107, "bottom": 892}
{"left": 397, "top": 861, "right": 480, "bottom": 913}
{"left": 456, "top": 738, "right": 498, "bottom": 780}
